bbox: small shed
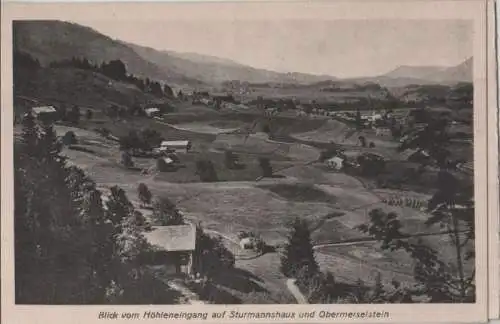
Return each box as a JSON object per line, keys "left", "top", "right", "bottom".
{"left": 143, "top": 225, "right": 197, "bottom": 276}
{"left": 160, "top": 140, "right": 192, "bottom": 152}
{"left": 326, "top": 156, "right": 344, "bottom": 170}
{"left": 30, "top": 106, "right": 58, "bottom": 123}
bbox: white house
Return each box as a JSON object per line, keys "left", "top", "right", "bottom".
{"left": 144, "top": 107, "right": 161, "bottom": 117}
{"left": 326, "top": 156, "right": 344, "bottom": 170}
{"left": 160, "top": 140, "right": 192, "bottom": 152}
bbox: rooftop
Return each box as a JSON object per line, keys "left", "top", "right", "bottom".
{"left": 32, "top": 106, "right": 57, "bottom": 114}
{"left": 143, "top": 225, "right": 196, "bottom": 252}
{"left": 161, "top": 140, "right": 191, "bottom": 146}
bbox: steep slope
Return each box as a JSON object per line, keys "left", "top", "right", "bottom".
{"left": 14, "top": 66, "right": 171, "bottom": 115}
{"left": 127, "top": 43, "right": 336, "bottom": 85}
{"left": 13, "top": 20, "right": 202, "bottom": 87}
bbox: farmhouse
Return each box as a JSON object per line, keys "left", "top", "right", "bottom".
{"left": 160, "top": 140, "right": 192, "bottom": 153}
{"left": 143, "top": 225, "right": 197, "bottom": 276}
{"left": 326, "top": 156, "right": 344, "bottom": 170}
{"left": 30, "top": 106, "right": 58, "bottom": 123}
{"left": 240, "top": 237, "right": 256, "bottom": 250}
{"left": 144, "top": 107, "right": 161, "bottom": 117}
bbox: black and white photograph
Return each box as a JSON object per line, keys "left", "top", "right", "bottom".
{"left": 10, "top": 16, "right": 478, "bottom": 306}
{"left": 2, "top": 2, "right": 494, "bottom": 322}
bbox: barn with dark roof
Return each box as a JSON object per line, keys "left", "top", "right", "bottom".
{"left": 143, "top": 224, "right": 197, "bottom": 276}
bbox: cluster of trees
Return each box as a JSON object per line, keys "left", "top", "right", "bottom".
{"left": 15, "top": 112, "right": 178, "bottom": 304}
{"left": 119, "top": 129, "right": 164, "bottom": 152}
{"left": 49, "top": 57, "right": 173, "bottom": 98}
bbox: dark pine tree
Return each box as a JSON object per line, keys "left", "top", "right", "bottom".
{"left": 280, "top": 217, "right": 318, "bottom": 278}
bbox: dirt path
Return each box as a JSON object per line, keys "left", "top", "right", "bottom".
{"left": 167, "top": 279, "right": 206, "bottom": 305}
{"left": 286, "top": 279, "right": 308, "bottom": 304}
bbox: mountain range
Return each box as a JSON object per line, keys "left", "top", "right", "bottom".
{"left": 13, "top": 20, "right": 472, "bottom": 89}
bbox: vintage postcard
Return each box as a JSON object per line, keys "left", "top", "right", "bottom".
{"left": 0, "top": 0, "right": 494, "bottom": 323}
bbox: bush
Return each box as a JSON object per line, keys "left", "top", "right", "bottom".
{"left": 62, "top": 131, "right": 78, "bottom": 146}
{"left": 369, "top": 142, "right": 375, "bottom": 148}
{"left": 121, "top": 151, "right": 134, "bottom": 168}
{"left": 258, "top": 157, "right": 273, "bottom": 177}
{"left": 196, "top": 160, "right": 218, "bottom": 182}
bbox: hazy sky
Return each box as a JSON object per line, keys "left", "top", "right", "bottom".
{"left": 74, "top": 19, "right": 472, "bottom": 78}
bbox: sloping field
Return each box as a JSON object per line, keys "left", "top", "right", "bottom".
{"left": 290, "top": 119, "right": 399, "bottom": 152}
{"left": 213, "top": 133, "right": 320, "bottom": 161}
{"left": 14, "top": 67, "right": 172, "bottom": 115}
{"left": 315, "top": 244, "right": 415, "bottom": 287}
{"left": 160, "top": 122, "right": 241, "bottom": 135}
{"left": 291, "top": 119, "right": 357, "bottom": 144}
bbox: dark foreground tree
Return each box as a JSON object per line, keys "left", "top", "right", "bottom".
{"left": 14, "top": 114, "right": 179, "bottom": 304}
{"left": 280, "top": 217, "right": 318, "bottom": 278}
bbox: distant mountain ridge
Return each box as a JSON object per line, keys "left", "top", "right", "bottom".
{"left": 13, "top": 20, "right": 472, "bottom": 89}
{"left": 127, "top": 42, "right": 337, "bottom": 85}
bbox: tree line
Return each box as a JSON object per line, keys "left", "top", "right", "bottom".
{"left": 49, "top": 57, "right": 173, "bottom": 98}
